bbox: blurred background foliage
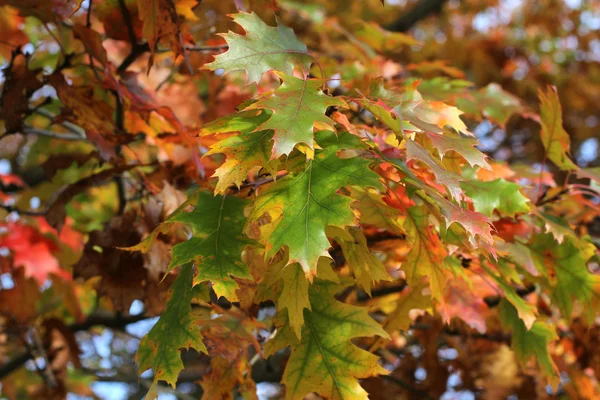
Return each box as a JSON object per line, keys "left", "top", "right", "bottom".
{"left": 0, "top": 0, "right": 598, "bottom": 399}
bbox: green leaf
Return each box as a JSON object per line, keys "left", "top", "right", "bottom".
{"left": 198, "top": 109, "right": 271, "bottom": 136}
{"left": 457, "top": 83, "right": 523, "bottom": 128}
{"left": 357, "top": 95, "right": 410, "bottom": 135}
{"left": 248, "top": 131, "right": 382, "bottom": 278}
{"left": 278, "top": 263, "right": 311, "bottom": 338}
{"left": 539, "top": 212, "right": 576, "bottom": 244}
{"left": 538, "top": 86, "right": 577, "bottom": 170}
{"left": 256, "top": 256, "right": 339, "bottom": 339}
{"left": 136, "top": 264, "right": 207, "bottom": 398}
{"left": 529, "top": 234, "right": 599, "bottom": 319}
{"left": 278, "top": 280, "right": 389, "bottom": 400}
{"left": 461, "top": 178, "right": 530, "bottom": 217}
{"left": 168, "top": 191, "right": 252, "bottom": 300}
{"left": 206, "top": 129, "right": 278, "bottom": 194}
{"left": 204, "top": 12, "right": 313, "bottom": 84}
{"left": 499, "top": 299, "right": 558, "bottom": 385}
{"left": 249, "top": 73, "right": 346, "bottom": 157}
{"left": 402, "top": 206, "right": 448, "bottom": 302}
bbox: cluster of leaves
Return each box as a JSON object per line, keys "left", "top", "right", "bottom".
{"left": 0, "top": 0, "right": 599, "bottom": 399}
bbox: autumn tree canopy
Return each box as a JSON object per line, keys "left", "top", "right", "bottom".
{"left": 0, "top": 0, "right": 599, "bottom": 399}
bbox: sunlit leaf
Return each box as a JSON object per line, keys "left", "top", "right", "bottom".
{"left": 273, "top": 280, "right": 389, "bottom": 400}
{"left": 248, "top": 131, "right": 381, "bottom": 278}
{"left": 204, "top": 12, "right": 313, "bottom": 84}
{"left": 538, "top": 86, "right": 577, "bottom": 171}
{"left": 248, "top": 73, "right": 346, "bottom": 157}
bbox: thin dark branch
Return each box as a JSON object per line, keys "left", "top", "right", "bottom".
{"left": 0, "top": 352, "right": 31, "bottom": 380}
{"left": 117, "top": 45, "right": 146, "bottom": 73}
{"left": 381, "top": 375, "right": 436, "bottom": 400}
{"left": 115, "top": 176, "right": 127, "bottom": 215}
{"left": 22, "top": 126, "right": 86, "bottom": 141}
{"left": 117, "top": 41, "right": 228, "bottom": 73}
{"left": 0, "top": 203, "right": 45, "bottom": 216}
{"left": 386, "top": 0, "right": 448, "bottom": 32}
{"left": 117, "top": 0, "right": 137, "bottom": 46}
{"left": 357, "top": 281, "right": 408, "bottom": 301}
{"left": 0, "top": 312, "right": 151, "bottom": 380}
{"left": 69, "top": 311, "right": 150, "bottom": 332}
{"left": 536, "top": 187, "right": 569, "bottom": 206}
{"left": 86, "top": 0, "right": 93, "bottom": 28}
{"left": 32, "top": 109, "right": 85, "bottom": 136}
{"left": 156, "top": 44, "right": 229, "bottom": 53}
{"left": 1, "top": 164, "right": 144, "bottom": 228}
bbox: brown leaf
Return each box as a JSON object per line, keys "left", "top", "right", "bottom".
{"left": 42, "top": 317, "right": 82, "bottom": 371}
{"left": 137, "top": 0, "right": 184, "bottom": 69}
{"left": 72, "top": 23, "right": 108, "bottom": 66}
{"left": 73, "top": 214, "right": 173, "bottom": 313}
{"left": 0, "top": 267, "right": 40, "bottom": 325}
{"left": 74, "top": 214, "right": 145, "bottom": 311}
{"left": 49, "top": 72, "right": 119, "bottom": 159}
{"left": 0, "top": 9, "right": 29, "bottom": 60}
{"left": 0, "top": 0, "right": 83, "bottom": 22}
{"left": 0, "top": 52, "right": 43, "bottom": 133}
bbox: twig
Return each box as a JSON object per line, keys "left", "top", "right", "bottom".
{"left": 139, "top": 379, "right": 196, "bottom": 400}
{"left": 22, "top": 126, "right": 87, "bottom": 141}
{"left": 29, "top": 327, "right": 58, "bottom": 387}
{"left": 117, "top": 0, "right": 137, "bottom": 46}
{"left": 0, "top": 203, "right": 45, "bottom": 216}
{"left": 42, "top": 22, "right": 66, "bottom": 56}
{"left": 118, "top": 42, "right": 228, "bottom": 72}
{"left": 86, "top": 0, "right": 93, "bottom": 28}
{"left": 386, "top": 0, "right": 447, "bottom": 32}
{"left": 357, "top": 281, "right": 408, "bottom": 301}
{"left": 115, "top": 0, "right": 145, "bottom": 73}
{"left": 117, "top": 46, "right": 147, "bottom": 73}
{"left": 536, "top": 187, "right": 569, "bottom": 206}
{"left": 381, "top": 375, "right": 435, "bottom": 400}
{"left": 30, "top": 109, "right": 85, "bottom": 136}
{"left": 156, "top": 44, "right": 229, "bottom": 53}
{"left": 0, "top": 312, "right": 151, "bottom": 380}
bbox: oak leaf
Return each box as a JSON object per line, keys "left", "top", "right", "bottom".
{"left": 330, "top": 226, "right": 392, "bottom": 295}
{"left": 206, "top": 129, "right": 278, "bottom": 194}
{"left": 538, "top": 86, "right": 577, "bottom": 171}
{"left": 136, "top": 263, "right": 207, "bottom": 398}
{"left": 137, "top": 0, "right": 184, "bottom": 69}
{"left": 461, "top": 178, "right": 530, "bottom": 217}
{"left": 270, "top": 280, "right": 389, "bottom": 400}
{"left": 168, "top": 190, "right": 253, "bottom": 300}
{"left": 248, "top": 73, "right": 346, "bottom": 157}
{"left": 204, "top": 12, "right": 312, "bottom": 84}
{"left": 499, "top": 299, "right": 558, "bottom": 386}
{"left": 248, "top": 131, "right": 382, "bottom": 278}
{"left": 402, "top": 206, "right": 448, "bottom": 302}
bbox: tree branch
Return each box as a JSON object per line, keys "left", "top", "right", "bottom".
{"left": 22, "top": 126, "right": 87, "bottom": 141}
{"left": 386, "top": 0, "right": 448, "bottom": 32}
{"left": 0, "top": 312, "right": 151, "bottom": 380}
{"left": 118, "top": 42, "right": 229, "bottom": 72}
{"left": 117, "top": 0, "right": 137, "bottom": 47}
